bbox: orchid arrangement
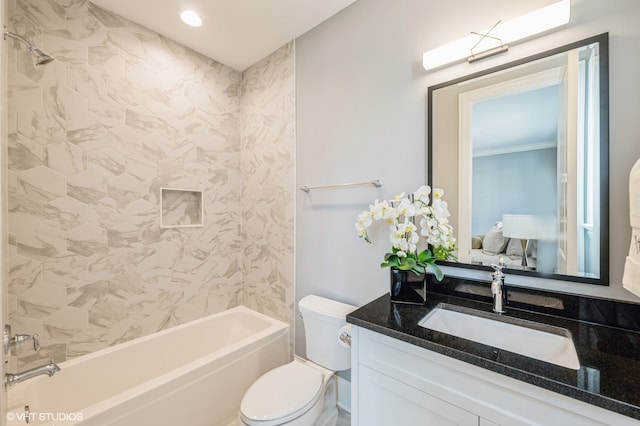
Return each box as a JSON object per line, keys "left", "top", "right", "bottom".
{"left": 355, "top": 185, "right": 456, "bottom": 280}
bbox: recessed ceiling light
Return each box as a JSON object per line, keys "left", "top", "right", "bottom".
{"left": 180, "top": 10, "right": 202, "bottom": 27}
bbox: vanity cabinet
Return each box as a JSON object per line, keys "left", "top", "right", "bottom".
{"left": 351, "top": 326, "right": 639, "bottom": 426}
{"left": 359, "top": 366, "right": 478, "bottom": 425}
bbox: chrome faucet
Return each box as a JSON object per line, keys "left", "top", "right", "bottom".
{"left": 12, "top": 333, "right": 40, "bottom": 352}
{"left": 4, "top": 324, "right": 40, "bottom": 354}
{"left": 5, "top": 359, "right": 61, "bottom": 387}
{"left": 491, "top": 258, "right": 507, "bottom": 314}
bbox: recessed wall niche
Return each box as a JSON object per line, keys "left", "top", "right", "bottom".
{"left": 160, "top": 188, "right": 204, "bottom": 228}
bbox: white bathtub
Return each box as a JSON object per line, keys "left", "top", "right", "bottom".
{"left": 6, "top": 307, "right": 290, "bottom": 426}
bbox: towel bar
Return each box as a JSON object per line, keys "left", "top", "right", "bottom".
{"left": 300, "top": 179, "right": 382, "bottom": 193}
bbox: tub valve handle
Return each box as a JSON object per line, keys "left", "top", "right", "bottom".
{"left": 13, "top": 333, "right": 40, "bottom": 353}
{"left": 32, "top": 334, "right": 40, "bottom": 352}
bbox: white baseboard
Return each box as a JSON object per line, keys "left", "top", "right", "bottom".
{"left": 336, "top": 376, "right": 351, "bottom": 413}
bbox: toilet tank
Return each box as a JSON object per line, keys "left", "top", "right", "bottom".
{"left": 299, "top": 295, "right": 358, "bottom": 371}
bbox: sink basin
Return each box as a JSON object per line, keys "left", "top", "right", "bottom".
{"left": 418, "top": 304, "right": 580, "bottom": 370}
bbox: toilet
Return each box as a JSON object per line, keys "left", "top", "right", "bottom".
{"left": 238, "top": 295, "right": 357, "bottom": 426}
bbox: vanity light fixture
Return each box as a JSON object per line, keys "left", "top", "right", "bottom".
{"left": 180, "top": 10, "right": 202, "bottom": 27}
{"left": 422, "top": 0, "right": 570, "bottom": 71}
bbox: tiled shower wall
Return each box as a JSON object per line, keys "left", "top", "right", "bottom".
{"left": 240, "top": 44, "right": 295, "bottom": 325}
{"left": 6, "top": 0, "right": 294, "bottom": 369}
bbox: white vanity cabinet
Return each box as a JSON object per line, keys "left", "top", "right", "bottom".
{"left": 358, "top": 366, "right": 478, "bottom": 425}
{"left": 351, "top": 326, "right": 640, "bottom": 426}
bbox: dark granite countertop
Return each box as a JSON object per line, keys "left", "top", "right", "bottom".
{"left": 347, "top": 278, "right": 640, "bottom": 421}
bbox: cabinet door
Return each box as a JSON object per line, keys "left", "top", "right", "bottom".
{"left": 358, "top": 366, "right": 478, "bottom": 426}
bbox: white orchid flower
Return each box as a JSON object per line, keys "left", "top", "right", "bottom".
{"left": 369, "top": 199, "right": 388, "bottom": 220}
{"left": 383, "top": 205, "right": 399, "bottom": 223}
{"left": 397, "top": 198, "right": 416, "bottom": 217}
{"left": 393, "top": 192, "right": 406, "bottom": 201}
{"left": 357, "top": 211, "right": 372, "bottom": 226}
{"left": 393, "top": 238, "right": 409, "bottom": 253}
{"left": 413, "top": 185, "right": 431, "bottom": 205}
{"left": 390, "top": 223, "right": 406, "bottom": 242}
{"left": 409, "top": 230, "right": 420, "bottom": 244}
{"left": 355, "top": 211, "right": 374, "bottom": 241}
{"left": 405, "top": 220, "right": 417, "bottom": 233}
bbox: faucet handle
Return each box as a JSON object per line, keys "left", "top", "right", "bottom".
{"left": 32, "top": 335, "right": 40, "bottom": 352}
{"left": 491, "top": 256, "right": 507, "bottom": 273}
{"left": 13, "top": 334, "right": 41, "bottom": 353}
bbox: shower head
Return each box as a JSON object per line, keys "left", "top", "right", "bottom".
{"left": 4, "top": 25, "right": 55, "bottom": 66}
{"left": 33, "top": 48, "right": 55, "bottom": 65}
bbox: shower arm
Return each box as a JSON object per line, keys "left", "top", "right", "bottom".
{"left": 3, "top": 26, "right": 55, "bottom": 65}
{"left": 4, "top": 26, "right": 35, "bottom": 50}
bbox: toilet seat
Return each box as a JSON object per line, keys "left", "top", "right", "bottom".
{"left": 240, "top": 361, "right": 324, "bottom": 426}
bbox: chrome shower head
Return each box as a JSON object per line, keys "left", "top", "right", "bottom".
{"left": 4, "top": 25, "right": 55, "bottom": 66}
{"left": 33, "top": 48, "right": 55, "bottom": 65}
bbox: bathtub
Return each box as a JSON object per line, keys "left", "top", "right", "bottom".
{"left": 6, "top": 307, "right": 290, "bottom": 426}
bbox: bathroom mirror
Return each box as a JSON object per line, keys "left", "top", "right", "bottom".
{"left": 428, "top": 33, "right": 609, "bottom": 285}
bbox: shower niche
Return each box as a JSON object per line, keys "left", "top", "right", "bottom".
{"left": 160, "top": 188, "right": 204, "bottom": 228}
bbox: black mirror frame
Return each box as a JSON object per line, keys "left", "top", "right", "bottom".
{"left": 427, "top": 33, "right": 609, "bottom": 286}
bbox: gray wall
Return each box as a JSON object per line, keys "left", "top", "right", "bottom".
{"left": 472, "top": 148, "right": 557, "bottom": 236}
{"left": 295, "top": 0, "right": 640, "bottom": 357}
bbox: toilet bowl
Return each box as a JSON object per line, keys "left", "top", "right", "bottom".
{"left": 237, "top": 359, "right": 336, "bottom": 426}
{"left": 237, "top": 295, "right": 357, "bottom": 426}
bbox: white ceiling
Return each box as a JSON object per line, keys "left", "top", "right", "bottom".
{"left": 90, "top": 0, "right": 357, "bottom": 71}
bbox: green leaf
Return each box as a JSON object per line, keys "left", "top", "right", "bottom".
{"left": 403, "top": 258, "right": 417, "bottom": 269}
{"left": 428, "top": 262, "right": 444, "bottom": 281}
{"left": 412, "top": 264, "right": 426, "bottom": 275}
{"left": 417, "top": 249, "right": 434, "bottom": 263}
{"left": 383, "top": 253, "right": 400, "bottom": 268}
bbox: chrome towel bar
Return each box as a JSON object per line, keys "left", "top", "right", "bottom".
{"left": 300, "top": 179, "right": 382, "bottom": 193}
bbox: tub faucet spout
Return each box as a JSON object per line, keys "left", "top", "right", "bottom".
{"left": 5, "top": 359, "right": 61, "bottom": 387}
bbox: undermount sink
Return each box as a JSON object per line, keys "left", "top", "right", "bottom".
{"left": 418, "top": 303, "right": 580, "bottom": 370}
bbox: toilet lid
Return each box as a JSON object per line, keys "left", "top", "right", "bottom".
{"left": 240, "top": 361, "right": 324, "bottom": 425}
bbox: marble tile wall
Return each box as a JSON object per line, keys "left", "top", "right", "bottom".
{"left": 240, "top": 43, "right": 295, "bottom": 325}
{"left": 161, "top": 189, "right": 203, "bottom": 227}
{"left": 5, "top": 0, "right": 258, "bottom": 369}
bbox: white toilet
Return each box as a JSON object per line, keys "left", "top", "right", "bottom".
{"left": 237, "top": 295, "right": 357, "bottom": 426}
